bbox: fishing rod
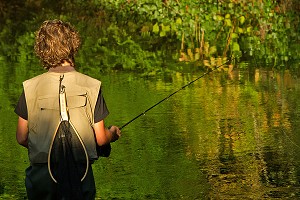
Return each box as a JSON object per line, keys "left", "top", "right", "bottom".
{"left": 120, "top": 60, "right": 230, "bottom": 130}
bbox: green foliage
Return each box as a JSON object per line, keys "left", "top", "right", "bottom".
{"left": 0, "top": 0, "right": 299, "bottom": 73}
{"left": 97, "top": 0, "right": 299, "bottom": 70}
{"left": 16, "top": 32, "right": 35, "bottom": 62}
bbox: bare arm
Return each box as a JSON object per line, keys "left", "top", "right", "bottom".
{"left": 93, "top": 120, "right": 121, "bottom": 146}
{"left": 16, "top": 116, "right": 29, "bottom": 148}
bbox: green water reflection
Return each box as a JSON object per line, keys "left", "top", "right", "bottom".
{"left": 0, "top": 58, "right": 300, "bottom": 199}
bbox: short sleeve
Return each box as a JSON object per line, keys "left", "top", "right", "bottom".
{"left": 14, "top": 90, "right": 28, "bottom": 120}
{"left": 94, "top": 89, "right": 109, "bottom": 123}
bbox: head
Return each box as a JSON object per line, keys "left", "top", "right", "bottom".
{"left": 34, "top": 19, "right": 81, "bottom": 69}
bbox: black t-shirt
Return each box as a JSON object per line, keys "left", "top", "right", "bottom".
{"left": 14, "top": 89, "right": 109, "bottom": 123}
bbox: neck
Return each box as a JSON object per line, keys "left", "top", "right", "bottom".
{"left": 61, "top": 61, "right": 71, "bottom": 67}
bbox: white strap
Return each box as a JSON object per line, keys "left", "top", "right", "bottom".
{"left": 59, "top": 91, "right": 69, "bottom": 121}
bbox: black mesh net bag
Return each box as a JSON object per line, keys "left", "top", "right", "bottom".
{"left": 48, "top": 75, "right": 89, "bottom": 200}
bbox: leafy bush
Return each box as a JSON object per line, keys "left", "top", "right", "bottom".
{"left": 0, "top": 0, "right": 299, "bottom": 73}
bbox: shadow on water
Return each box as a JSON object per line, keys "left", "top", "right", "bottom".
{"left": 0, "top": 56, "right": 300, "bottom": 199}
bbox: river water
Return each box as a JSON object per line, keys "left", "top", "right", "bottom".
{"left": 0, "top": 58, "right": 300, "bottom": 199}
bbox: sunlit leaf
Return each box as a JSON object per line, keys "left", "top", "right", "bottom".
{"left": 194, "top": 52, "right": 200, "bottom": 61}
{"left": 232, "top": 33, "right": 239, "bottom": 39}
{"left": 217, "top": 57, "right": 223, "bottom": 66}
{"left": 162, "top": 25, "right": 170, "bottom": 32}
{"left": 217, "top": 15, "right": 224, "bottom": 21}
{"left": 246, "top": 26, "right": 252, "bottom": 33}
{"left": 153, "top": 23, "right": 159, "bottom": 34}
{"left": 204, "top": 42, "right": 210, "bottom": 55}
{"left": 232, "top": 42, "right": 240, "bottom": 52}
{"left": 238, "top": 27, "right": 244, "bottom": 33}
{"left": 203, "top": 59, "right": 210, "bottom": 67}
{"left": 239, "top": 16, "right": 245, "bottom": 24}
{"left": 225, "top": 19, "right": 232, "bottom": 26}
{"left": 171, "top": 23, "right": 177, "bottom": 32}
{"left": 210, "top": 57, "right": 216, "bottom": 66}
{"left": 187, "top": 48, "right": 194, "bottom": 61}
{"left": 176, "top": 18, "right": 182, "bottom": 25}
{"left": 160, "top": 31, "right": 166, "bottom": 37}
{"left": 209, "top": 46, "right": 217, "bottom": 55}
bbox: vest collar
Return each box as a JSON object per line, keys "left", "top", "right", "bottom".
{"left": 48, "top": 65, "right": 75, "bottom": 73}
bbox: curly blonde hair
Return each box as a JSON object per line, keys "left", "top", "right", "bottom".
{"left": 34, "top": 20, "right": 81, "bottom": 69}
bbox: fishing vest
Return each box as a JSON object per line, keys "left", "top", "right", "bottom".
{"left": 23, "top": 71, "right": 101, "bottom": 164}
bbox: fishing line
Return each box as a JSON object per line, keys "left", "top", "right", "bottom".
{"left": 281, "top": 126, "right": 300, "bottom": 149}
{"left": 120, "top": 60, "right": 230, "bottom": 130}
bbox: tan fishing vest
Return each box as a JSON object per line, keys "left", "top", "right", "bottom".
{"left": 23, "top": 71, "right": 101, "bottom": 164}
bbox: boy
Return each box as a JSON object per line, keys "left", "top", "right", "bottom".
{"left": 15, "top": 19, "right": 121, "bottom": 200}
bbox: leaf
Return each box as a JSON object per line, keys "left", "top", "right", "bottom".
{"left": 217, "top": 15, "right": 224, "bottom": 21}
{"left": 176, "top": 18, "right": 182, "bottom": 25}
{"left": 203, "top": 60, "right": 210, "bottom": 67}
{"left": 162, "top": 24, "right": 170, "bottom": 32}
{"left": 231, "top": 33, "right": 239, "bottom": 39}
{"left": 238, "top": 27, "right": 244, "bottom": 33}
{"left": 232, "top": 42, "right": 240, "bottom": 52}
{"left": 217, "top": 57, "right": 223, "bottom": 66}
{"left": 204, "top": 42, "right": 210, "bottom": 55}
{"left": 225, "top": 19, "right": 232, "bottom": 27}
{"left": 160, "top": 31, "right": 166, "bottom": 37}
{"left": 153, "top": 23, "right": 159, "bottom": 34}
{"left": 210, "top": 57, "right": 216, "bottom": 66}
{"left": 141, "top": 25, "right": 149, "bottom": 33}
{"left": 209, "top": 46, "right": 217, "bottom": 55}
{"left": 194, "top": 49, "right": 200, "bottom": 61}
{"left": 246, "top": 26, "right": 252, "bottom": 33}
{"left": 239, "top": 16, "right": 245, "bottom": 24}
{"left": 187, "top": 49, "right": 194, "bottom": 61}
{"left": 171, "top": 23, "right": 177, "bottom": 32}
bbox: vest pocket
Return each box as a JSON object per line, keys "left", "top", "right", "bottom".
{"left": 37, "top": 92, "right": 87, "bottom": 110}
{"left": 67, "top": 93, "right": 87, "bottom": 109}
{"left": 38, "top": 96, "right": 59, "bottom": 110}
